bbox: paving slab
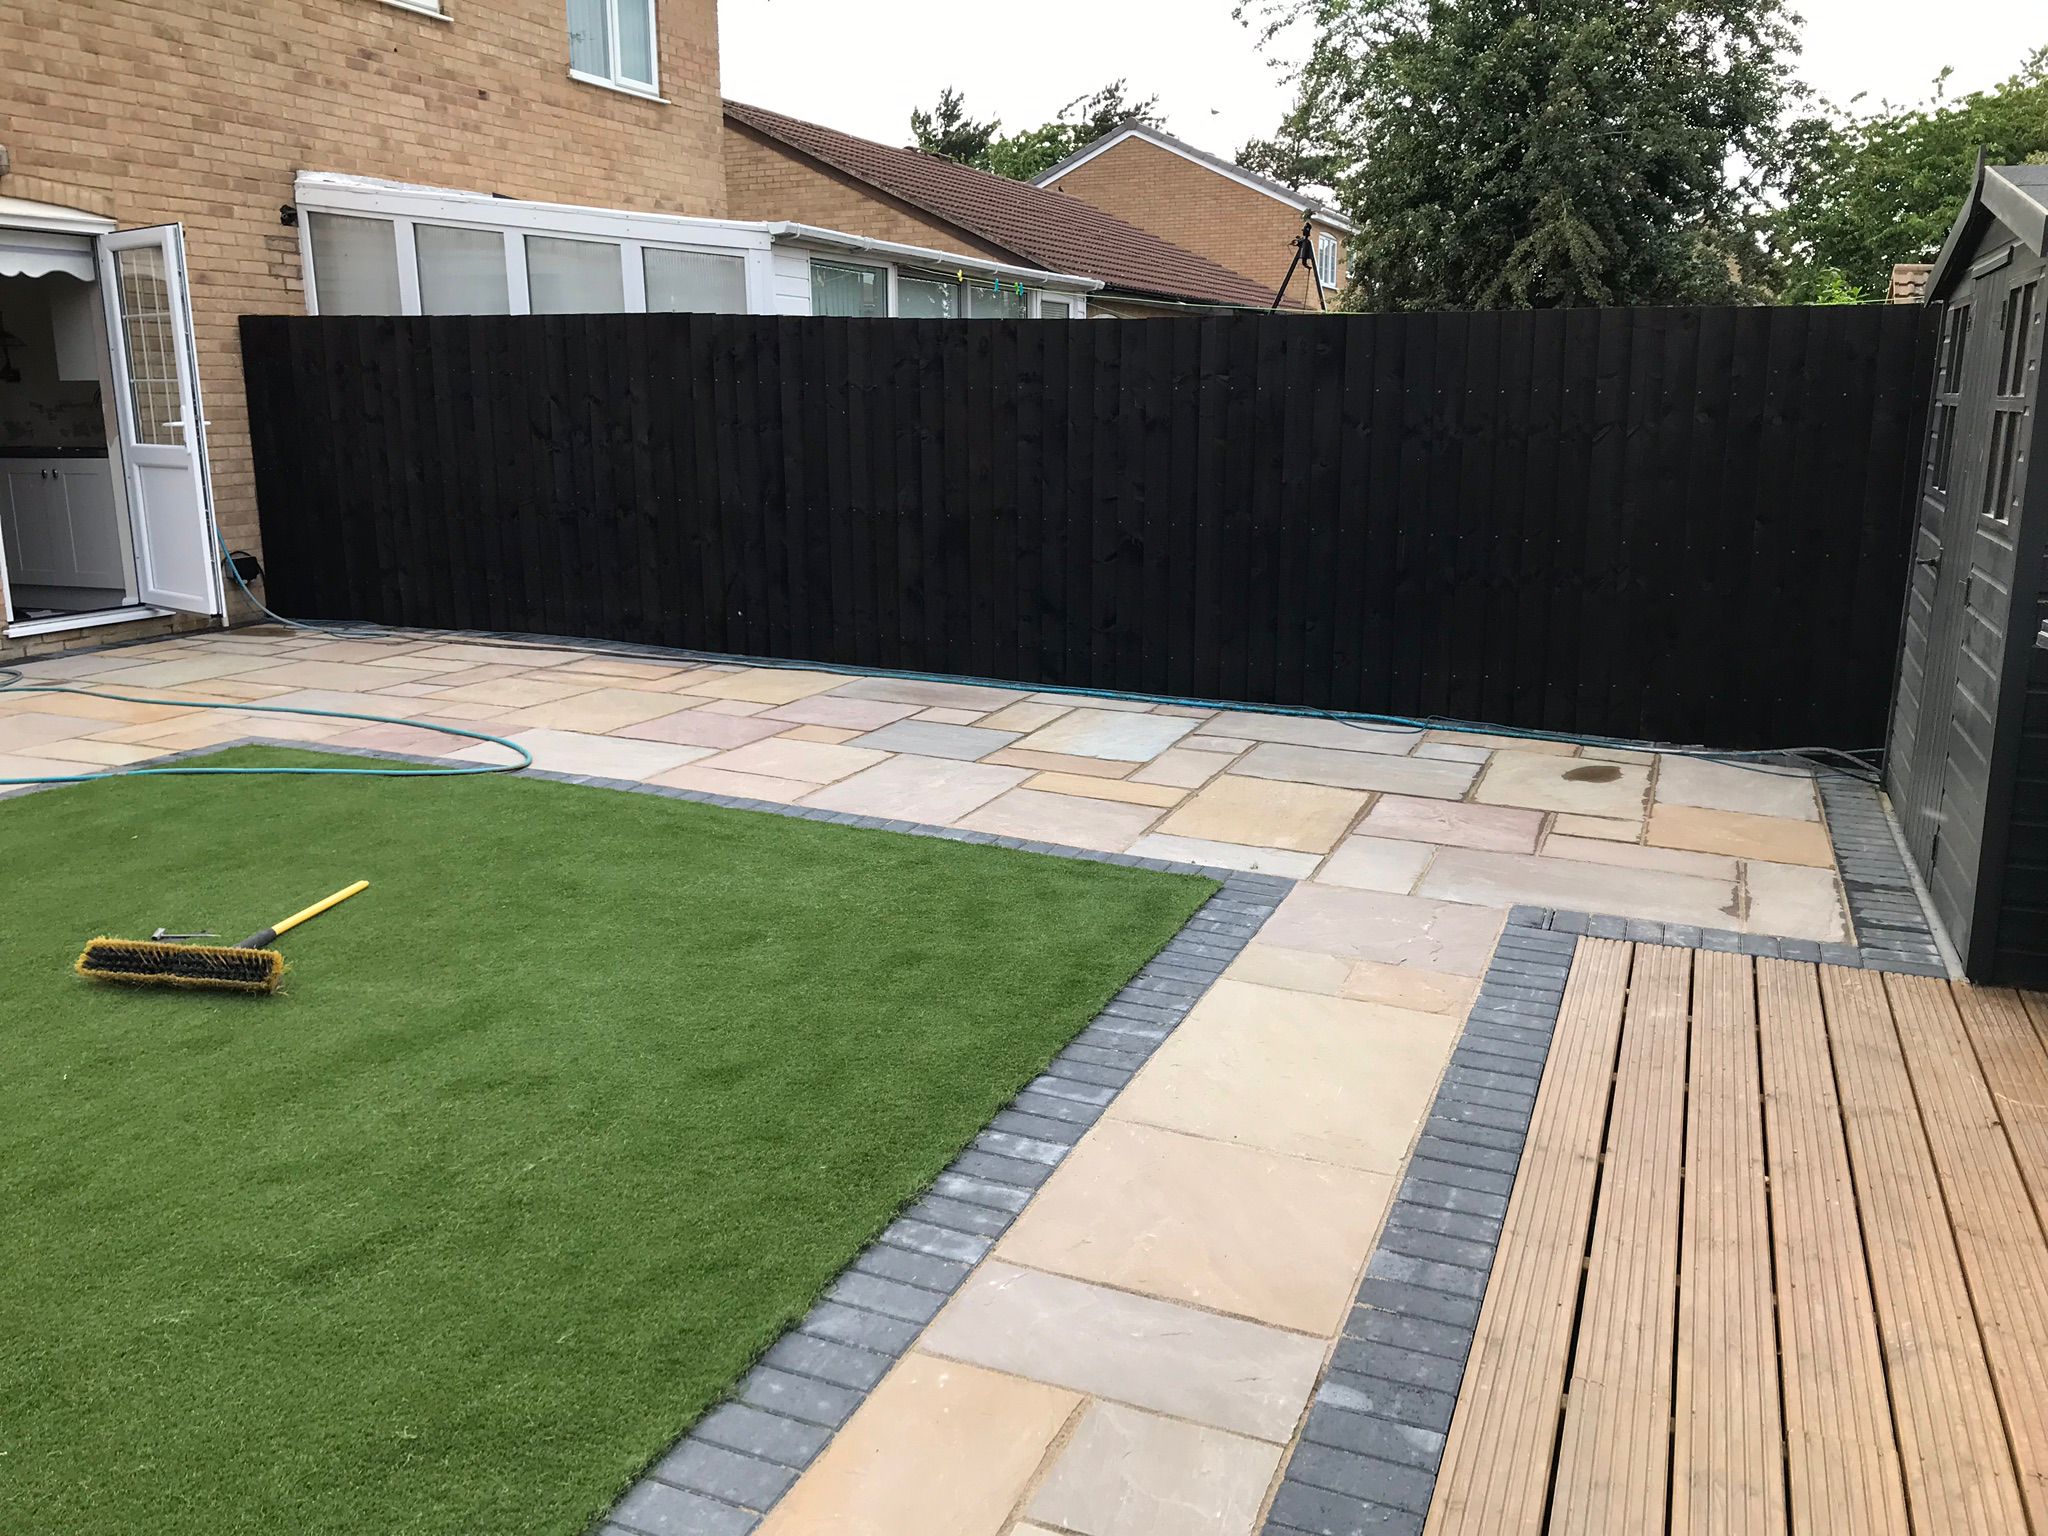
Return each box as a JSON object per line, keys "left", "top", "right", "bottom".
{"left": 1258, "top": 885, "right": 1504, "bottom": 976}
{"left": 956, "top": 789, "right": 1164, "bottom": 853}
{"left": 997, "top": 1120, "right": 1392, "bottom": 1333}
{"left": 1652, "top": 754, "right": 1819, "bottom": 820}
{"left": 1473, "top": 750, "right": 1651, "bottom": 818}
{"left": 848, "top": 720, "right": 1022, "bottom": 760}
{"left": 1013, "top": 708, "right": 1198, "bottom": 761}
{"left": 799, "top": 755, "right": 1030, "bottom": 822}
{"left": 1358, "top": 795, "right": 1544, "bottom": 854}
{"left": 1026, "top": 1401, "right": 1283, "bottom": 1536}
{"left": 1317, "top": 835, "right": 1438, "bottom": 894}
{"left": 1154, "top": 775, "right": 1367, "bottom": 854}
{"left": 1647, "top": 802, "right": 1836, "bottom": 867}
{"left": 920, "top": 1263, "right": 1324, "bottom": 1442}
{"left": 1233, "top": 743, "right": 1478, "bottom": 800}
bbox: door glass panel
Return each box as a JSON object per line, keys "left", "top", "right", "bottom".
{"left": 111, "top": 244, "right": 182, "bottom": 446}
{"left": 642, "top": 247, "right": 746, "bottom": 313}
{"left": 897, "top": 272, "right": 959, "bottom": 319}
{"left": 525, "top": 235, "right": 625, "bottom": 314}
{"left": 306, "top": 212, "right": 401, "bottom": 315}
{"left": 566, "top": 0, "right": 610, "bottom": 76}
{"left": 811, "top": 260, "right": 886, "bottom": 318}
{"left": 416, "top": 224, "right": 510, "bottom": 315}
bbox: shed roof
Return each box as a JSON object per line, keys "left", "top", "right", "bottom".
{"left": 723, "top": 101, "right": 1277, "bottom": 309}
{"left": 1927, "top": 163, "right": 2048, "bottom": 299}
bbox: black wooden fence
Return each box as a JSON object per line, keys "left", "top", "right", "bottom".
{"left": 241, "top": 306, "right": 1937, "bottom": 749}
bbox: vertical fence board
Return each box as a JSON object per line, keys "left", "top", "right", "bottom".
{"left": 243, "top": 306, "right": 1936, "bottom": 749}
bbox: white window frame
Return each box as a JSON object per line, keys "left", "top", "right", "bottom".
{"left": 375, "top": 0, "right": 449, "bottom": 20}
{"left": 568, "top": 0, "right": 660, "bottom": 99}
{"left": 1316, "top": 231, "right": 1340, "bottom": 289}
{"left": 295, "top": 174, "right": 774, "bottom": 317}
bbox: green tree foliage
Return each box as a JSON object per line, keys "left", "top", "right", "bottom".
{"left": 1236, "top": 0, "right": 1802, "bottom": 309}
{"left": 1767, "top": 50, "right": 2048, "bottom": 303}
{"left": 909, "top": 81, "right": 1165, "bottom": 182}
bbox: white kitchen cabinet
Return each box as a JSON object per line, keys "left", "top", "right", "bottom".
{"left": 0, "top": 456, "right": 127, "bottom": 595}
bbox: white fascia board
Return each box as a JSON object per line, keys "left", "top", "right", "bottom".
{"left": 291, "top": 172, "right": 774, "bottom": 254}
{"left": 765, "top": 222, "right": 1102, "bottom": 294}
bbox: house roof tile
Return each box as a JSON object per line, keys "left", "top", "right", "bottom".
{"left": 724, "top": 99, "right": 1276, "bottom": 309}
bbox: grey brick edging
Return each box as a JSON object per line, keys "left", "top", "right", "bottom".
{"left": 1259, "top": 910, "right": 1574, "bottom": 1536}
{"left": 16, "top": 737, "right": 1288, "bottom": 1536}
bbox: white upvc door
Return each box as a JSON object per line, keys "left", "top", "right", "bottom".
{"left": 97, "top": 224, "right": 224, "bottom": 616}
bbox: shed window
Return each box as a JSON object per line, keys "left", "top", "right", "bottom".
{"left": 965, "top": 282, "right": 1030, "bottom": 320}
{"left": 568, "top": 0, "right": 657, "bottom": 93}
{"left": 1983, "top": 277, "right": 2039, "bottom": 522}
{"left": 1928, "top": 302, "right": 1972, "bottom": 496}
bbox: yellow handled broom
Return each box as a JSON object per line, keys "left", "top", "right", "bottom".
{"left": 77, "top": 880, "right": 369, "bottom": 994}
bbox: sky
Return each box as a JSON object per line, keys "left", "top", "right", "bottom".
{"left": 718, "top": 0, "right": 2041, "bottom": 169}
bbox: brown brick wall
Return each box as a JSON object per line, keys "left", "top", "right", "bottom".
{"left": 1046, "top": 137, "right": 1344, "bottom": 310}
{"left": 0, "top": 0, "right": 725, "bottom": 656}
{"left": 722, "top": 124, "right": 1014, "bottom": 265}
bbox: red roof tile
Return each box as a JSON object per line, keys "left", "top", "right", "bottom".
{"left": 725, "top": 100, "right": 1276, "bottom": 309}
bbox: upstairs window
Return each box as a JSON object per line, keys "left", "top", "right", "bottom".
{"left": 1315, "top": 231, "right": 1340, "bottom": 289}
{"left": 568, "top": 0, "right": 658, "bottom": 95}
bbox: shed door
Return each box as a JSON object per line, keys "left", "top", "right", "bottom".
{"left": 1890, "top": 255, "right": 2044, "bottom": 960}
{"left": 98, "top": 224, "right": 224, "bottom": 616}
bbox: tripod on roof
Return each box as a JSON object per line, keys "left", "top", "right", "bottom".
{"left": 1269, "top": 215, "right": 1330, "bottom": 313}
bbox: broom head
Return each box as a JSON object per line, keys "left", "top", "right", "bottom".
{"left": 76, "top": 937, "right": 285, "bottom": 994}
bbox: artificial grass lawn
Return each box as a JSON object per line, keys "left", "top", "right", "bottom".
{"left": 0, "top": 747, "right": 1214, "bottom": 1534}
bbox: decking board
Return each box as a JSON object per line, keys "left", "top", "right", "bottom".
{"left": 1754, "top": 958, "right": 1910, "bottom": 1536}
{"left": 1424, "top": 938, "right": 1633, "bottom": 1536}
{"left": 1885, "top": 974, "right": 2048, "bottom": 1531}
{"left": 1672, "top": 950, "right": 1785, "bottom": 1536}
{"left": 1816, "top": 966, "right": 2023, "bottom": 1536}
{"left": 1417, "top": 946, "right": 2046, "bottom": 1536}
{"left": 1549, "top": 944, "right": 1689, "bottom": 1536}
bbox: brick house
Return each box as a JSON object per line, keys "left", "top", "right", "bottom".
{"left": 724, "top": 102, "right": 1276, "bottom": 319}
{"left": 1032, "top": 122, "right": 1354, "bottom": 311}
{"left": 0, "top": 1, "right": 1094, "bottom": 660}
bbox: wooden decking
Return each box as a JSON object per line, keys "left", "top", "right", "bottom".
{"left": 1425, "top": 941, "right": 2048, "bottom": 1536}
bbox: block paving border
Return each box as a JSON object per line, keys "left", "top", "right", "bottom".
{"left": 7, "top": 736, "right": 1289, "bottom": 1536}
{"left": 1258, "top": 770, "right": 1950, "bottom": 1536}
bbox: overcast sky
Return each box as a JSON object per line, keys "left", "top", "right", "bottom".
{"left": 718, "top": 0, "right": 2042, "bottom": 168}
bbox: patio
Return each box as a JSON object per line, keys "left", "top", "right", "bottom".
{"left": 4, "top": 625, "right": 1895, "bottom": 1534}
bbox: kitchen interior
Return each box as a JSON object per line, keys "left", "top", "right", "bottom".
{"left": 0, "top": 244, "right": 137, "bottom": 625}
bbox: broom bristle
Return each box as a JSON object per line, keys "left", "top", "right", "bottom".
{"left": 76, "top": 938, "right": 285, "bottom": 994}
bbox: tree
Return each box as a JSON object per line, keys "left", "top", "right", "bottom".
{"left": 908, "top": 82, "right": 1165, "bottom": 182}
{"left": 1766, "top": 51, "right": 2048, "bottom": 303}
{"left": 910, "top": 87, "right": 999, "bottom": 169}
{"left": 1235, "top": 0, "right": 1803, "bottom": 309}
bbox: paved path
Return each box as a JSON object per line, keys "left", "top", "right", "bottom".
{"left": 3, "top": 628, "right": 1856, "bottom": 1535}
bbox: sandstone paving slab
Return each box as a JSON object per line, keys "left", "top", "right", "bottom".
{"left": 956, "top": 788, "right": 1164, "bottom": 853}
{"left": 1652, "top": 754, "right": 1819, "bottom": 821}
{"left": 920, "top": 1263, "right": 1325, "bottom": 1442}
{"left": 848, "top": 720, "right": 1022, "bottom": 761}
{"left": 1233, "top": 742, "right": 1478, "bottom": 800}
{"left": 680, "top": 668, "right": 849, "bottom": 705}
{"left": 1014, "top": 708, "right": 1198, "bottom": 762}
{"left": 1317, "top": 835, "right": 1438, "bottom": 895}
{"left": 1417, "top": 846, "right": 1740, "bottom": 929}
{"left": 1123, "top": 834, "right": 1323, "bottom": 878}
{"left": 1744, "top": 859, "right": 1849, "bottom": 942}
{"left": 1258, "top": 885, "right": 1504, "bottom": 976}
{"left": 1026, "top": 1401, "right": 1284, "bottom": 1536}
{"left": 800, "top": 755, "right": 1029, "bottom": 822}
{"left": 754, "top": 1354, "right": 1078, "bottom": 1536}
{"left": 695, "top": 736, "right": 890, "bottom": 785}
{"left": 1154, "top": 775, "right": 1367, "bottom": 854}
{"left": 1473, "top": 750, "right": 1651, "bottom": 818}
{"left": 1647, "top": 802, "right": 1836, "bottom": 868}
{"left": 998, "top": 1120, "right": 1392, "bottom": 1334}
{"left": 1108, "top": 981, "right": 1459, "bottom": 1173}
{"left": 614, "top": 708, "right": 788, "bottom": 750}
{"left": 1358, "top": 794, "right": 1543, "bottom": 854}
{"left": 1196, "top": 712, "right": 1421, "bottom": 755}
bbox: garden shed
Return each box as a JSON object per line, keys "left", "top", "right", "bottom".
{"left": 1888, "top": 161, "right": 2048, "bottom": 985}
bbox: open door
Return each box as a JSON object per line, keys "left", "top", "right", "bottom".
{"left": 98, "top": 224, "right": 223, "bottom": 616}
